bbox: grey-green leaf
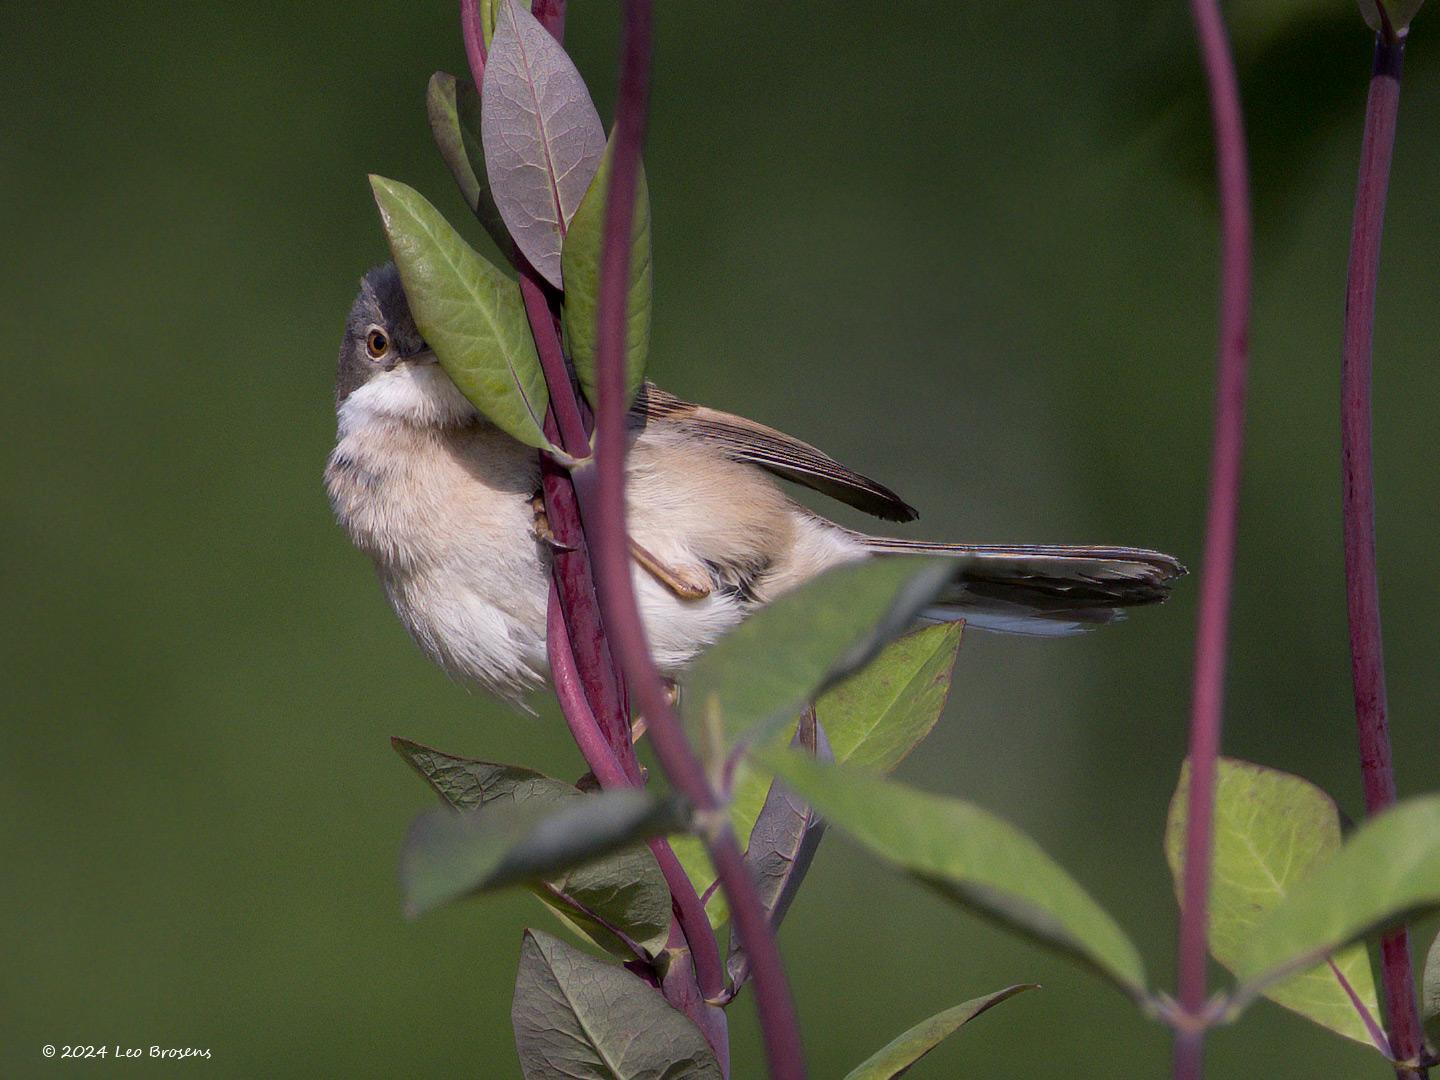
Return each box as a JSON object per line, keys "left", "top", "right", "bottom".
{"left": 513, "top": 930, "right": 724, "bottom": 1080}
{"left": 481, "top": 0, "right": 605, "bottom": 288}
{"left": 760, "top": 751, "right": 1147, "bottom": 998}
{"left": 369, "top": 175, "right": 551, "bottom": 449}
{"left": 1423, "top": 927, "right": 1440, "bottom": 1045}
{"left": 1164, "top": 758, "right": 1382, "bottom": 1046}
{"left": 1358, "top": 0, "right": 1424, "bottom": 34}
{"left": 563, "top": 129, "right": 652, "bottom": 408}
{"left": 728, "top": 712, "right": 832, "bottom": 989}
{"left": 1236, "top": 795, "right": 1440, "bottom": 994}
{"left": 392, "top": 739, "right": 672, "bottom": 956}
{"left": 683, "top": 557, "right": 955, "bottom": 769}
{"left": 819, "top": 622, "right": 963, "bottom": 773}
{"left": 842, "top": 984, "right": 1038, "bottom": 1080}
{"left": 426, "top": 72, "right": 513, "bottom": 259}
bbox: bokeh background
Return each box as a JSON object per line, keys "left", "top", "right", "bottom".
{"left": 7, "top": 1, "right": 1439, "bottom": 1076}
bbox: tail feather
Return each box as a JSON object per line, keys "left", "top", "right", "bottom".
{"left": 856, "top": 537, "right": 1187, "bottom": 637}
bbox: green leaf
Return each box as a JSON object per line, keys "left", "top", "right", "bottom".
{"left": 760, "top": 751, "right": 1147, "bottom": 998}
{"left": 1164, "top": 758, "right": 1382, "bottom": 1046}
{"left": 562, "top": 130, "right": 652, "bottom": 408}
{"left": 819, "top": 622, "right": 963, "bottom": 773}
{"left": 1358, "top": 0, "right": 1425, "bottom": 35}
{"left": 1423, "top": 926, "right": 1440, "bottom": 1045}
{"left": 683, "top": 557, "right": 955, "bottom": 769}
{"left": 392, "top": 739, "right": 673, "bottom": 957}
{"left": 513, "top": 930, "right": 724, "bottom": 1080}
{"left": 1236, "top": 795, "right": 1440, "bottom": 995}
{"left": 369, "top": 174, "right": 552, "bottom": 449}
{"left": 842, "top": 984, "right": 1037, "bottom": 1080}
{"left": 425, "top": 72, "right": 512, "bottom": 259}
{"left": 400, "top": 788, "right": 673, "bottom": 918}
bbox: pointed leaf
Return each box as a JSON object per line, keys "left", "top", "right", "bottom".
{"left": 393, "top": 739, "right": 672, "bottom": 955}
{"left": 426, "top": 72, "right": 512, "bottom": 258}
{"left": 1165, "top": 758, "right": 1382, "bottom": 1045}
{"left": 563, "top": 130, "right": 652, "bottom": 407}
{"left": 369, "top": 175, "right": 551, "bottom": 449}
{"left": 683, "top": 557, "right": 955, "bottom": 768}
{"left": 1237, "top": 795, "right": 1440, "bottom": 994}
{"left": 820, "top": 622, "right": 963, "bottom": 773}
{"left": 728, "top": 713, "right": 833, "bottom": 989}
{"left": 481, "top": 0, "right": 605, "bottom": 287}
{"left": 842, "top": 984, "right": 1038, "bottom": 1080}
{"left": 1358, "top": 0, "right": 1425, "bottom": 34}
{"left": 1422, "top": 927, "right": 1440, "bottom": 1045}
{"left": 513, "top": 930, "right": 724, "bottom": 1080}
{"left": 760, "top": 751, "right": 1147, "bottom": 997}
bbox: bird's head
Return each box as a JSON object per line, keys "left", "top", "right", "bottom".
{"left": 335, "top": 263, "right": 476, "bottom": 431}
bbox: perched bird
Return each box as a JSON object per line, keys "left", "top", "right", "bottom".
{"left": 326, "top": 263, "right": 1185, "bottom": 702}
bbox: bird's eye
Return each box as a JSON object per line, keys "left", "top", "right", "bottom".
{"left": 365, "top": 327, "right": 390, "bottom": 360}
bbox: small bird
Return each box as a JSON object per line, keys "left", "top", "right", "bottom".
{"left": 326, "top": 264, "right": 1185, "bottom": 702}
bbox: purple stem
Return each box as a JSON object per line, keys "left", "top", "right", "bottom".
{"left": 1330, "top": 957, "right": 1395, "bottom": 1059}
{"left": 583, "top": 3, "right": 806, "bottom": 1078}
{"left": 1175, "top": 3, "right": 1252, "bottom": 1080}
{"left": 1341, "top": 25, "right": 1426, "bottom": 1080}
{"left": 458, "top": 0, "right": 728, "bottom": 1039}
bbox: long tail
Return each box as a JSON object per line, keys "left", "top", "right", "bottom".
{"left": 856, "top": 536, "right": 1187, "bottom": 636}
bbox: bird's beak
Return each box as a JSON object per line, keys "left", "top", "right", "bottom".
{"left": 384, "top": 349, "right": 439, "bottom": 372}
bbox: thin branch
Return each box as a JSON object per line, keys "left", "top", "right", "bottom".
{"left": 584, "top": 3, "right": 806, "bottom": 1078}
{"left": 1341, "top": 25, "right": 1426, "bottom": 1080}
{"left": 1175, "top": 2, "right": 1253, "bottom": 1079}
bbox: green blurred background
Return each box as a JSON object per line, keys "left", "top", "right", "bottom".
{"left": 7, "top": 1, "right": 1438, "bottom": 1076}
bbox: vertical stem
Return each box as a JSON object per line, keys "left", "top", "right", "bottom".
{"left": 585, "top": 3, "right": 806, "bottom": 1078}
{"left": 1175, "top": 2, "right": 1252, "bottom": 1078}
{"left": 1341, "top": 27, "right": 1426, "bottom": 1080}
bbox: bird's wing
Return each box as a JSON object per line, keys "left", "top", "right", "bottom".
{"left": 632, "top": 383, "right": 919, "bottom": 522}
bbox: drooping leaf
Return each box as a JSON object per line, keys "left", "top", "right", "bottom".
{"left": 426, "top": 72, "right": 512, "bottom": 258}
{"left": 481, "top": 0, "right": 605, "bottom": 288}
{"left": 369, "top": 175, "right": 551, "bottom": 449}
{"left": 841, "top": 984, "right": 1038, "bottom": 1080}
{"left": 683, "top": 557, "right": 955, "bottom": 769}
{"left": 562, "top": 130, "right": 652, "bottom": 407}
{"left": 1236, "top": 795, "right": 1440, "bottom": 995}
{"left": 392, "top": 739, "right": 672, "bottom": 956}
{"left": 819, "top": 622, "right": 963, "bottom": 773}
{"left": 728, "top": 713, "right": 832, "bottom": 989}
{"left": 1358, "top": 0, "right": 1425, "bottom": 34}
{"left": 760, "top": 751, "right": 1148, "bottom": 998}
{"left": 1422, "top": 927, "right": 1440, "bottom": 1045}
{"left": 513, "top": 930, "right": 724, "bottom": 1080}
{"left": 1164, "top": 758, "right": 1382, "bottom": 1046}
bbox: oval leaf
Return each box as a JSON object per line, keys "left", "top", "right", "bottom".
{"left": 563, "top": 130, "right": 652, "bottom": 407}
{"left": 392, "top": 739, "right": 671, "bottom": 956}
{"left": 369, "top": 175, "right": 551, "bottom": 449}
{"left": 481, "top": 0, "right": 605, "bottom": 287}
{"left": 513, "top": 930, "right": 724, "bottom": 1080}
{"left": 842, "top": 984, "right": 1038, "bottom": 1080}
{"left": 400, "top": 787, "right": 672, "bottom": 919}
{"left": 819, "top": 622, "right": 963, "bottom": 773}
{"left": 1237, "top": 795, "right": 1440, "bottom": 993}
{"left": 683, "top": 557, "right": 956, "bottom": 768}
{"left": 728, "top": 712, "right": 833, "bottom": 989}
{"left": 426, "top": 72, "right": 513, "bottom": 259}
{"left": 1165, "top": 758, "right": 1382, "bottom": 1046}
{"left": 759, "top": 751, "right": 1147, "bottom": 998}
{"left": 1358, "top": 0, "right": 1425, "bottom": 34}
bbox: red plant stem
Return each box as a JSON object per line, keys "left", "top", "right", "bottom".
{"left": 1175, "top": 3, "right": 1252, "bottom": 1079}
{"left": 584, "top": 2, "right": 805, "bottom": 1078}
{"left": 1341, "top": 27, "right": 1426, "bottom": 1080}
{"left": 459, "top": 0, "right": 487, "bottom": 89}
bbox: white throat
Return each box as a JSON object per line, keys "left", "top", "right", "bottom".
{"left": 337, "top": 362, "right": 477, "bottom": 436}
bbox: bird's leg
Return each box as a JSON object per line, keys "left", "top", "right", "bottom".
{"left": 629, "top": 679, "right": 678, "bottom": 745}
{"left": 529, "top": 492, "right": 574, "bottom": 552}
{"left": 628, "top": 541, "right": 713, "bottom": 601}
